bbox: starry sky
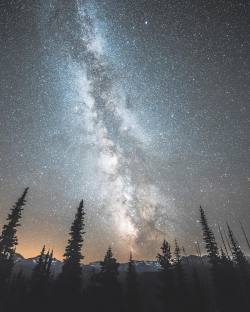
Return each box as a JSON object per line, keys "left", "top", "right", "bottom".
{"left": 0, "top": 0, "right": 249, "bottom": 262}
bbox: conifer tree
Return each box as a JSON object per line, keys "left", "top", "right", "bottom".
{"left": 239, "top": 221, "right": 250, "bottom": 253}
{"left": 174, "top": 239, "right": 180, "bottom": 260}
{"left": 218, "top": 225, "right": 230, "bottom": 259}
{"left": 200, "top": 208, "right": 238, "bottom": 311}
{"left": 173, "top": 239, "right": 183, "bottom": 272}
{"left": 199, "top": 207, "right": 226, "bottom": 311}
{"left": 227, "top": 224, "right": 248, "bottom": 268}
{"left": 227, "top": 224, "right": 250, "bottom": 309}
{"left": 126, "top": 252, "right": 141, "bottom": 312}
{"left": 100, "top": 247, "right": 119, "bottom": 277}
{"left": 99, "top": 247, "right": 123, "bottom": 312}
{"left": 173, "top": 239, "right": 185, "bottom": 287}
{"left": 59, "top": 200, "right": 85, "bottom": 294}
{"left": 127, "top": 252, "right": 137, "bottom": 292}
{"left": 199, "top": 206, "right": 219, "bottom": 266}
{"left": 173, "top": 239, "right": 188, "bottom": 311}
{"left": 0, "top": 188, "right": 29, "bottom": 284}
{"left": 220, "top": 248, "right": 230, "bottom": 265}
{"left": 157, "top": 240, "right": 175, "bottom": 311}
{"left": 32, "top": 245, "right": 46, "bottom": 279}
{"left": 30, "top": 245, "right": 53, "bottom": 310}
{"left": 31, "top": 245, "right": 53, "bottom": 290}
{"left": 218, "top": 247, "right": 239, "bottom": 312}
{"left": 46, "top": 249, "right": 53, "bottom": 279}
{"left": 157, "top": 239, "right": 172, "bottom": 271}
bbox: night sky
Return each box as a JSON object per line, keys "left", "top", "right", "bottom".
{"left": 0, "top": 0, "right": 249, "bottom": 263}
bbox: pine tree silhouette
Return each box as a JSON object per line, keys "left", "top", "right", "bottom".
{"left": 32, "top": 245, "right": 46, "bottom": 281}
{"left": 55, "top": 200, "right": 85, "bottom": 311}
{"left": 0, "top": 187, "right": 29, "bottom": 286}
{"left": 98, "top": 247, "right": 123, "bottom": 312}
{"left": 1, "top": 194, "right": 250, "bottom": 311}
{"left": 220, "top": 248, "right": 230, "bottom": 265}
{"left": 239, "top": 221, "right": 250, "bottom": 253}
{"left": 199, "top": 208, "right": 248, "bottom": 311}
{"left": 45, "top": 249, "right": 54, "bottom": 279}
{"left": 157, "top": 239, "right": 172, "bottom": 271}
{"left": 199, "top": 206, "right": 226, "bottom": 311}
{"left": 100, "top": 247, "right": 119, "bottom": 277}
{"left": 199, "top": 206, "right": 219, "bottom": 266}
{"left": 157, "top": 240, "right": 175, "bottom": 311}
{"left": 173, "top": 239, "right": 185, "bottom": 286}
{"left": 126, "top": 252, "right": 141, "bottom": 312}
{"left": 173, "top": 239, "right": 185, "bottom": 281}
{"left": 218, "top": 247, "right": 239, "bottom": 312}
{"left": 31, "top": 245, "right": 53, "bottom": 290}
{"left": 30, "top": 245, "right": 53, "bottom": 311}
{"left": 227, "top": 224, "right": 248, "bottom": 268}
{"left": 173, "top": 239, "right": 188, "bottom": 311}
{"left": 227, "top": 223, "right": 250, "bottom": 309}
{"left": 59, "top": 200, "right": 85, "bottom": 290}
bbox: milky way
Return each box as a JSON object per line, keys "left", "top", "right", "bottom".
{"left": 47, "top": 1, "right": 173, "bottom": 255}
{"left": 0, "top": 0, "right": 249, "bottom": 262}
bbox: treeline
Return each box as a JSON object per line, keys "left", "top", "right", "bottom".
{"left": 0, "top": 188, "right": 250, "bottom": 312}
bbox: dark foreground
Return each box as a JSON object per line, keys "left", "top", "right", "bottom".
{"left": 1, "top": 189, "right": 250, "bottom": 312}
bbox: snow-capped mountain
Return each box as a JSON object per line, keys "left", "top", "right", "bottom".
{"left": 14, "top": 255, "right": 63, "bottom": 276}
{"left": 13, "top": 254, "right": 210, "bottom": 277}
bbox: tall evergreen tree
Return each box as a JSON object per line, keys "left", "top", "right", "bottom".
{"left": 199, "top": 206, "right": 224, "bottom": 311}
{"left": 30, "top": 245, "right": 53, "bottom": 311}
{"left": 157, "top": 239, "right": 172, "bottom": 271}
{"left": 126, "top": 252, "right": 141, "bottom": 312}
{"left": 220, "top": 248, "right": 230, "bottom": 265}
{"left": 199, "top": 206, "right": 219, "bottom": 266}
{"left": 98, "top": 247, "right": 123, "bottom": 312}
{"left": 227, "top": 223, "right": 250, "bottom": 310}
{"left": 31, "top": 245, "right": 53, "bottom": 291}
{"left": 58, "top": 200, "right": 85, "bottom": 293}
{"left": 173, "top": 239, "right": 184, "bottom": 277}
{"left": 239, "top": 221, "right": 250, "bottom": 253}
{"left": 173, "top": 239, "right": 188, "bottom": 311}
{"left": 218, "top": 247, "right": 239, "bottom": 312}
{"left": 157, "top": 240, "right": 175, "bottom": 311}
{"left": 32, "top": 245, "right": 46, "bottom": 280}
{"left": 100, "top": 247, "right": 119, "bottom": 283}
{"left": 53, "top": 200, "right": 85, "bottom": 312}
{"left": 227, "top": 224, "right": 248, "bottom": 268}
{"left": 45, "top": 249, "right": 54, "bottom": 279}
{"left": 0, "top": 187, "right": 29, "bottom": 284}
{"left": 173, "top": 239, "right": 185, "bottom": 287}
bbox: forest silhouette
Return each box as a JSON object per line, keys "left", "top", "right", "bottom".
{"left": 0, "top": 188, "right": 250, "bottom": 312}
